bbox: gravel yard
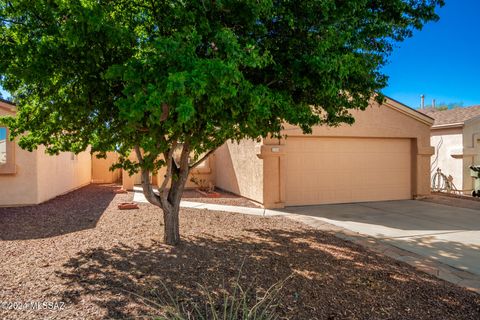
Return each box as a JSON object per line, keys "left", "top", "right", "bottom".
{"left": 0, "top": 184, "right": 479, "bottom": 319}
{"left": 181, "top": 188, "right": 261, "bottom": 208}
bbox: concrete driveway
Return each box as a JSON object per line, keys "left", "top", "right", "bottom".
{"left": 283, "top": 200, "right": 480, "bottom": 276}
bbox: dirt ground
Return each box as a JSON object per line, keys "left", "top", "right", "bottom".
{"left": 0, "top": 184, "right": 479, "bottom": 320}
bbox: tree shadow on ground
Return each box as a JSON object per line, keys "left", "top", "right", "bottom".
{"left": 0, "top": 184, "right": 116, "bottom": 240}
{"left": 384, "top": 236, "right": 480, "bottom": 276}
{"left": 280, "top": 200, "right": 480, "bottom": 231}
{"left": 54, "top": 227, "right": 480, "bottom": 320}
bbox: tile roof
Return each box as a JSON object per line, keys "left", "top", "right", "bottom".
{"left": 0, "top": 97, "right": 14, "bottom": 105}
{"left": 419, "top": 105, "right": 480, "bottom": 127}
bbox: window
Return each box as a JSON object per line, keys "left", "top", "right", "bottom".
{"left": 0, "top": 127, "right": 6, "bottom": 165}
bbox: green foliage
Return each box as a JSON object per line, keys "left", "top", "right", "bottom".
{"left": 125, "top": 272, "right": 292, "bottom": 320}
{"left": 0, "top": 0, "right": 443, "bottom": 170}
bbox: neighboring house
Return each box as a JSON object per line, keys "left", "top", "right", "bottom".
{"left": 123, "top": 97, "right": 434, "bottom": 209}
{"left": 0, "top": 99, "right": 93, "bottom": 206}
{"left": 420, "top": 106, "right": 480, "bottom": 194}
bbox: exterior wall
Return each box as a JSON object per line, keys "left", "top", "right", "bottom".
{"left": 92, "top": 152, "right": 122, "bottom": 183}
{"left": 121, "top": 151, "right": 216, "bottom": 191}
{"left": 0, "top": 145, "right": 39, "bottom": 206}
{"left": 461, "top": 117, "right": 480, "bottom": 192}
{"left": 214, "top": 140, "right": 264, "bottom": 203}
{"left": 260, "top": 100, "right": 433, "bottom": 208}
{"left": 430, "top": 127, "right": 464, "bottom": 191}
{"left": 0, "top": 104, "right": 39, "bottom": 206}
{"left": 36, "top": 146, "right": 92, "bottom": 203}
{"left": 166, "top": 156, "right": 216, "bottom": 189}
{"left": 0, "top": 137, "right": 5, "bottom": 164}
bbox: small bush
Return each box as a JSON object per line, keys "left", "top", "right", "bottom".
{"left": 124, "top": 271, "right": 292, "bottom": 320}
{"left": 163, "top": 276, "right": 290, "bottom": 320}
{"left": 190, "top": 176, "right": 215, "bottom": 193}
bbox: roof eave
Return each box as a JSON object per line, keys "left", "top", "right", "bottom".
{"left": 383, "top": 97, "right": 435, "bottom": 126}
{"left": 431, "top": 123, "right": 464, "bottom": 130}
{"left": 0, "top": 99, "right": 16, "bottom": 113}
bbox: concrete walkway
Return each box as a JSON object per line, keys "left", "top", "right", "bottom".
{"left": 133, "top": 189, "right": 480, "bottom": 294}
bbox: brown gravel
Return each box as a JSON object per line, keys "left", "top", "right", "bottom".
{"left": 182, "top": 188, "right": 261, "bottom": 208}
{"left": 0, "top": 184, "right": 479, "bottom": 320}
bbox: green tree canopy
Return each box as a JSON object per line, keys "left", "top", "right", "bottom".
{"left": 0, "top": 0, "right": 443, "bottom": 244}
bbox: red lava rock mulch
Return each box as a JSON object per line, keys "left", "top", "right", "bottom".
{"left": 0, "top": 184, "right": 479, "bottom": 320}
{"left": 118, "top": 202, "right": 139, "bottom": 210}
{"left": 181, "top": 188, "right": 261, "bottom": 208}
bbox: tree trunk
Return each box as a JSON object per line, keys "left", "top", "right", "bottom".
{"left": 162, "top": 204, "right": 180, "bottom": 245}
{"left": 141, "top": 174, "right": 184, "bottom": 246}
{"left": 137, "top": 143, "right": 191, "bottom": 246}
{"left": 163, "top": 168, "right": 189, "bottom": 245}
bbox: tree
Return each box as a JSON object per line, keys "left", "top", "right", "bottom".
{"left": 0, "top": 0, "right": 443, "bottom": 245}
{"left": 425, "top": 101, "right": 464, "bottom": 111}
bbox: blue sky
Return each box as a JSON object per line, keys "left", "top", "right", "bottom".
{"left": 0, "top": 128, "right": 6, "bottom": 140}
{"left": 382, "top": 0, "right": 480, "bottom": 109}
{"left": 1, "top": 1, "right": 477, "bottom": 110}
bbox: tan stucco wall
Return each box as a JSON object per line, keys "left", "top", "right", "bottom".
{"left": 0, "top": 139, "right": 5, "bottom": 164}
{"left": 259, "top": 100, "right": 433, "bottom": 208}
{"left": 429, "top": 118, "right": 480, "bottom": 193}
{"left": 430, "top": 127, "right": 464, "bottom": 191}
{"left": 461, "top": 117, "right": 480, "bottom": 192}
{"left": 36, "top": 146, "right": 92, "bottom": 204}
{"left": 0, "top": 146, "right": 39, "bottom": 206}
{"left": 0, "top": 105, "right": 39, "bottom": 206}
{"left": 92, "top": 152, "right": 122, "bottom": 184}
{"left": 214, "top": 140, "right": 264, "bottom": 203}
{"left": 121, "top": 152, "right": 216, "bottom": 191}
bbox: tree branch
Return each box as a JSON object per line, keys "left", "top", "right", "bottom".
{"left": 134, "top": 145, "right": 163, "bottom": 208}
{"left": 158, "top": 140, "right": 177, "bottom": 203}
{"left": 189, "top": 148, "right": 215, "bottom": 169}
{"left": 168, "top": 142, "right": 191, "bottom": 206}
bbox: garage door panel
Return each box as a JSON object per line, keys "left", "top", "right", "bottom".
{"left": 285, "top": 137, "right": 412, "bottom": 206}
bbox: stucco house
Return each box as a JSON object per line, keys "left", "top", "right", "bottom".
{"left": 421, "top": 105, "right": 480, "bottom": 195}
{"left": 0, "top": 99, "right": 93, "bottom": 206}
{"left": 124, "top": 97, "right": 434, "bottom": 208}
{"left": 2, "top": 95, "right": 434, "bottom": 208}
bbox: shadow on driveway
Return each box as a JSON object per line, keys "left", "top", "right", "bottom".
{"left": 281, "top": 200, "right": 480, "bottom": 275}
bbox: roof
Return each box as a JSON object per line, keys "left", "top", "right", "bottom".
{"left": 0, "top": 97, "right": 14, "bottom": 105}
{"left": 383, "top": 96, "right": 434, "bottom": 126}
{"left": 419, "top": 105, "right": 480, "bottom": 128}
{"left": 0, "top": 98, "right": 16, "bottom": 113}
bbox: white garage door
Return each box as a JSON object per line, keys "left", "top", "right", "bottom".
{"left": 285, "top": 137, "right": 412, "bottom": 206}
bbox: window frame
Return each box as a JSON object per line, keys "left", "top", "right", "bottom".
{"left": 0, "top": 126, "right": 16, "bottom": 174}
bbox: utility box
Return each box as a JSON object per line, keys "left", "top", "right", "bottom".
{"left": 470, "top": 165, "right": 480, "bottom": 197}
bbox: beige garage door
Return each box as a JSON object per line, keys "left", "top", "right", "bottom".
{"left": 285, "top": 137, "right": 412, "bottom": 206}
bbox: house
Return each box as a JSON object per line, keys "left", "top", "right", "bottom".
{"left": 124, "top": 97, "right": 434, "bottom": 208}
{"left": 0, "top": 99, "right": 93, "bottom": 206}
{"left": 2, "top": 95, "right": 434, "bottom": 208}
{"left": 420, "top": 105, "right": 480, "bottom": 195}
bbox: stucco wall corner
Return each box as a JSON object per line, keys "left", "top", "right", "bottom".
{"left": 417, "top": 146, "right": 435, "bottom": 156}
